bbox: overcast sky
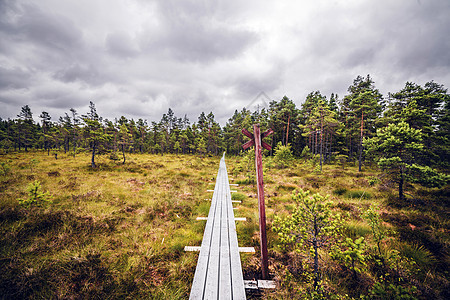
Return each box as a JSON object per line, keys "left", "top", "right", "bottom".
{"left": 1, "top": 0, "right": 449, "bottom": 125}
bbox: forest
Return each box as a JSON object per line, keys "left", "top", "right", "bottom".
{"left": 1, "top": 76, "right": 449, "bottom": 198}
{"left": 0, "top": 75, "right": 449, "bottom": 299}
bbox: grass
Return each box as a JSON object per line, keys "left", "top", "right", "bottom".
{"left": 0, "top": 150, "right": 448, "bottom": 299}
{"left": 0, "top": 151, "right": 220, "bottom": 299}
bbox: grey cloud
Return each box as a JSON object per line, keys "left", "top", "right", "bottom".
{"left": 34, "top": 88, "right": 84, "bottom": 109}
{"left": 53, "top": 64, "right": 107, "bottom": 86}
{"left": 142, "top": 0, "right": 258, "bottom": 63}
{"left": 0, "top": 66, "right": 32, "bottom": 89}
{"left": 1, "top": 0, "right": 449, "bottom": 125}
{"left": 7, "top": 3, "right": 83, "bottom": 54}
{"left": 106, "top": 31, "right": 140, "bottom": 58}
{"left": 234, "top": 73, "right": 281, "bottom": 100}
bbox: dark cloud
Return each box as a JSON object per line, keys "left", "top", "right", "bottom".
{"left": 0, "top": 0, "right": 449, "bottom": 126}
{"left": 0, "top": 66, "right": 32, "bottom": 89}
{"left": 53, "top": 64, "right": 107, "bottom": 86}
{"left": 106, "top": 31, "right": 140, "bottom": 58}
{"left": 142, "top": 0, "right": 258, "bottom": 63}
{"left": 0, "top": 3, "right": 83, "bottom": 57}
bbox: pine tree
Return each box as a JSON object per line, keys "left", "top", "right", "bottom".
{"left": 17, "top": 105, "right": 35, "bottom": 151}
{"left": 269, "top": 96, "right": 300, "bottom": 147}
{"left": 118, "top": 123, "right": 132, "bottom": 164}
{"left": 364, "top": 121, "right": 448, "bottom": 201}
{"left": 39, "top": 111, "right": 52, "bottom": 155}
{"left": 70, "top": 108, "right": 80, "bottom": 157}
{"left": 300, "top": 93, "right": 341, "bottom": 170}
{"left": 341, "top": 75, "right": 383, "bottom": 171}
{"left": 82, "top": 102, "right": 110, "bottom": 168}
{"left": 273, "top": 189, "right": 341, "bottom": 291}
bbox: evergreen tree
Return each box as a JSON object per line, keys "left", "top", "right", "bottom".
{"left": 118, "top": 123, "right": 132, "bottom": 164}
{"left": 17, "top": 105, "right": 35, "bottom": 151}
{"left": 435, "top": 94, "right": 450, "bottom": 168}
{"left": 70, "top": 108, "right": 80, "bottom": 157}
{"left": 82, "top": 102, "right": 110, "bottom": 168}
{"left": 274, "top": 189, "right": 341, "bottom": 291}
{"left": 388, "top": 81, "right": 450, "bottom": 166}
{"left": 364, "top": 121, "right": 447, "bottom": 201}
{"left": 341, "top": 75, "right": 383, "bottom": 171}
{"left": 301, "top": 99, "right": 340, "bottom": 170}
{"left": 364, "top": 122, "right": 422, "bottom": 200}
{"left": 223, "top": 108, "right": 252, "bottom": 155}
{"left": 39, "top": 111, "right": 52, "bottom": 154}
{"left": 269, "top": 96, "right": 300, "bottom": 149}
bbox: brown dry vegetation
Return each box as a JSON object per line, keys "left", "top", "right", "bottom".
{"left": 0, "top": 151, "right": 448, "bottom": 299}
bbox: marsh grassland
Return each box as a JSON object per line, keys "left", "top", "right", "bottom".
{"left": 0, "top": 151, "right": 448, "bottom": 299}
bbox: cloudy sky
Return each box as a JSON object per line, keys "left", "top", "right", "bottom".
{"left": 1, "top": 0, "right": 449, "bottom": 125}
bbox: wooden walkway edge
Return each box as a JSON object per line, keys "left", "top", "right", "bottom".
{"left": 189, "top": 154, "right": 246, "bottom": 300}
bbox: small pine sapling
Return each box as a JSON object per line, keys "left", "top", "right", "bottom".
{"left": 274, "top": 188, "right": 341, "bottom": 291}
{"left": 362, "top": 204, "right": 387, "bottom": 258}
{"left": 18, "top": 180, "right": 52, "bottom": 208}
{"left": 0, "top": 162, "right": 11, "bottom": 176}
{"left": 274, "top": 142, "right": 294, "bottom": 168}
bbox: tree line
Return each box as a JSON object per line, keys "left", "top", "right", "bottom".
{"left": 1, "top": 75, "right": 449, "bottom": 186}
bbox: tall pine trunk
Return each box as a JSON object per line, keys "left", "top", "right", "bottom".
{"left": 358, "top": 111, "right": 364, "bottom": 172}
{"left": 91, "top": 142, "right": 96, "bottom": 168}
{"left": 399, "top": 166, "right": 404, "bottom": 201}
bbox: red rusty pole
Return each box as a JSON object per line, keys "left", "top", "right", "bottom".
{"left": 253, "top": 124, "right": 269, "bottom": 280}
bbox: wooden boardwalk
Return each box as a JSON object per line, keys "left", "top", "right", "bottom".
{"left": 189, "top": 154, "right": 246, "bottom": 300}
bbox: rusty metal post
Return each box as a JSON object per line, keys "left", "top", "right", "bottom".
{"left": 253, "top": 124, "right": 269, "bottom": 279}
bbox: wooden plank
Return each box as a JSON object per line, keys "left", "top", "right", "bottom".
{"left": 258, "top": 280, "right": 276, "bottom": 289}
{"left": 244, "top": 280, "right": 258, "bottom": 289}
{"left": 203, "top": 174, "right": 222, "bottom": 300}
{"left": 184, "top": 246, "right": 202, "bottom": 251}
{"left": 189, "top": 167, "right": 219, "bottom": 300}
{"left": 189, "top": 155, "right": 246, "bottom": 299}
{"left": 185, "top": 246, "right": 255, "bottom": 253}
{"left": 223, "top": 159, "right": 246, "bottom": 300}
{"left": 219, "top": 182, "right": 232, "bottom": 298}
{"left": 238, "top": 247, "right": 256, "bottom": 253}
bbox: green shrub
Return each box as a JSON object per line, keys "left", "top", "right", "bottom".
{"left": 364, "top": 280, "right": 418, "bottom": 300}
{"left": 274, "top": 142, "right": 294, "bottom": 168}
{"left": 367, "top": 176, "right": 380, "bottom": 186}
{"left": 333, "top": 187, "right": 348, "bottom": 196}
{"left": 335, "top": 154, "right": 349, "bottom": 169}
{"left": 231, "top": 193, "right": 246, "bottom": 201}
{"left": 0, "top": 162, "right": 11, "bottom": 176}
{"left": 18, "top": 181, "right": 52, "bottom": 208}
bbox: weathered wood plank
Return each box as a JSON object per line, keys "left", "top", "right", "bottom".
{"left": 189, "top": 155, "right": 246, "bottom": 300}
